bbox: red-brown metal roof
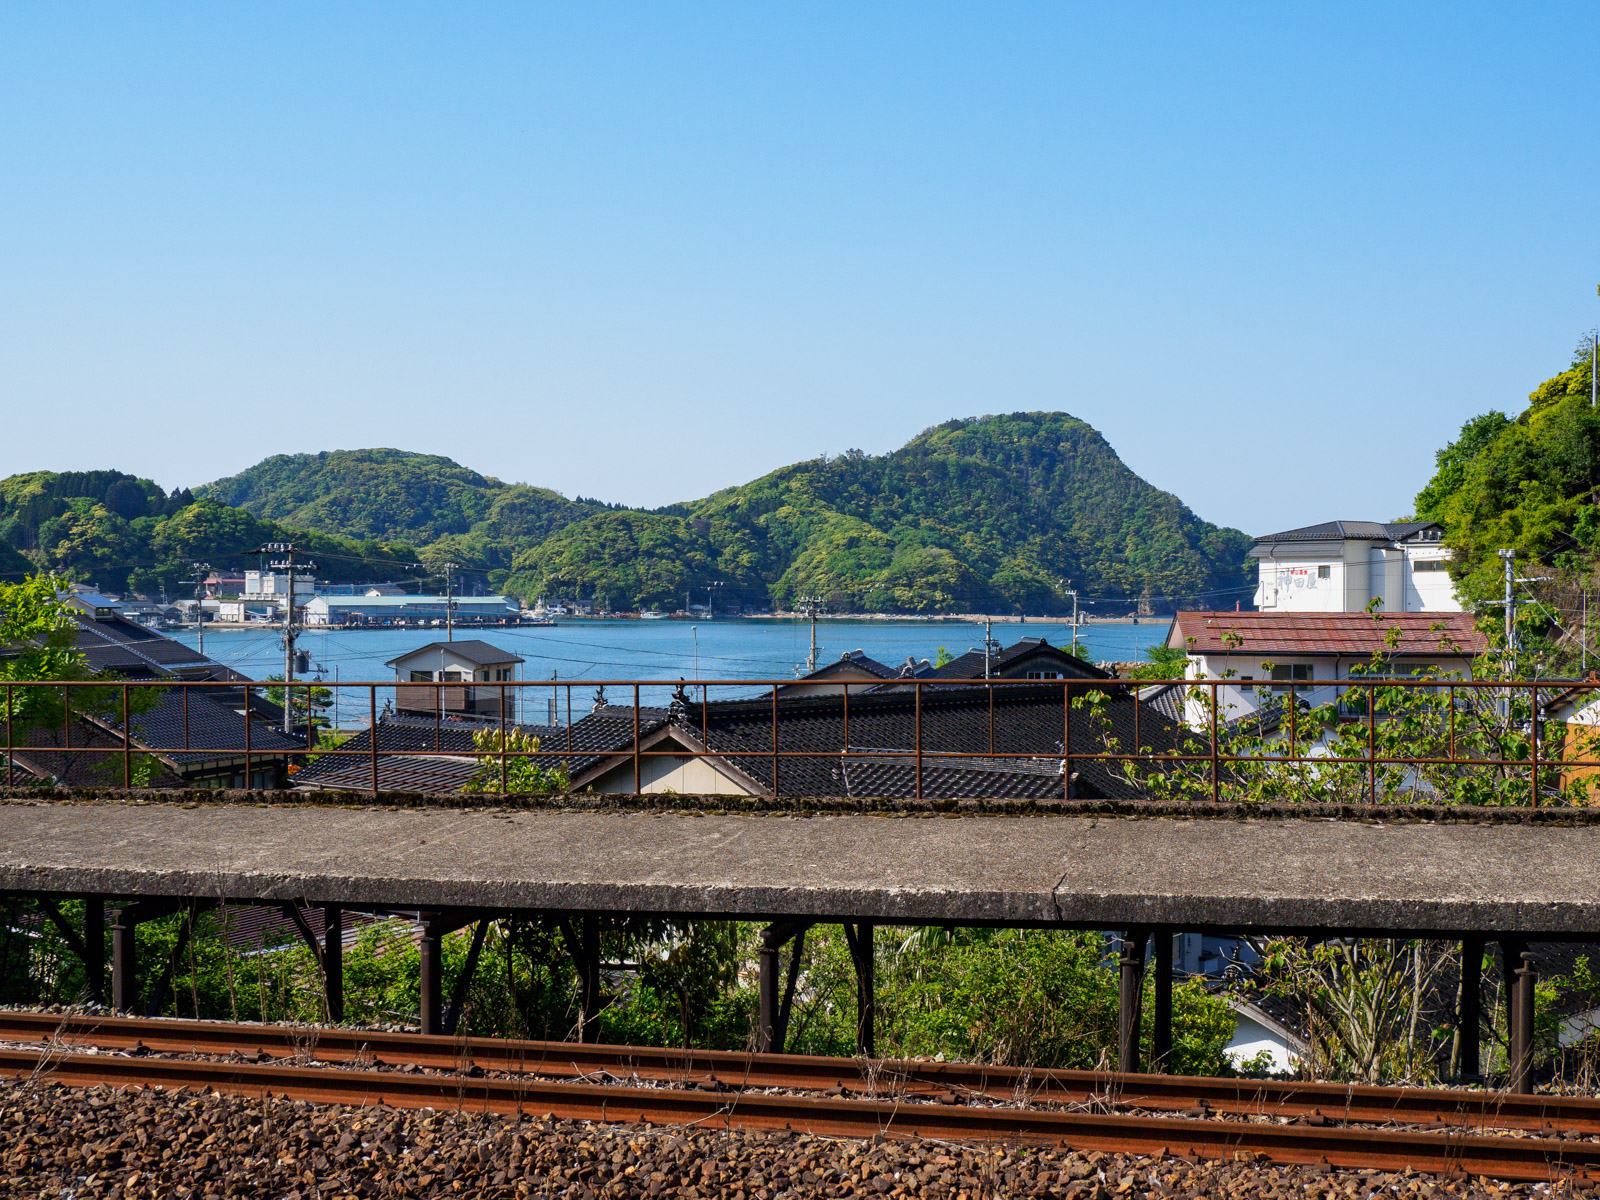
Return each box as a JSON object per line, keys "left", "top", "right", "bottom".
{"left": 1169, "top": 611, "right": 1487, "bottom": 658}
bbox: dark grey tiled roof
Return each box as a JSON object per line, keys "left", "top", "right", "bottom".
{"left": 112, "top": 688, "right": 305, "bottom": 762}
{"left": 1253, "top": 520, "right": 1441, "bottom": 544}
{"left": 1137, "top": 682, "right": 1187, "bottom": 724}
{"left": 665, "top": 684, "right": 1183, "bottom": 800}
{"left": 6, "top": 721, "right": 187, "bottom": 788}
{"left": 925, "top": 637, "right": 1110, "bottom": 681}
{"left": 292, "top": 708, "right": 667, "bottom": 794}
{"left": 383, "top": 639, "right": 526, "bottom": 668}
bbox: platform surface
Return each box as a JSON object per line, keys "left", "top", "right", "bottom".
{"left": 2, "top": 800, "right": 1597, "bottom": 936}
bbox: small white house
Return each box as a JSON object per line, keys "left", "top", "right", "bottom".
{"left": 1168, "top": 610, "right": 1487, "bottom": 730}
{"left": 387, "top": 640, "right": 525, "bottom": 720}
{"left": 1251, "top": 520, "right": 1460, "bottom": 614}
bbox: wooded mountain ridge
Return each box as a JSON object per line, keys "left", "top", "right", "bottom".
{"left": 195, "top": 414, "right": 1253, "bottom": 614}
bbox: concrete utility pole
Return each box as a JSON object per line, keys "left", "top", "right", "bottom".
{"left": 797, "top": 596, "right": 822, "bottom": 674}
{"left": 1499, "top": 549, "right": 1517, "bottom": 658}
{"left": 260, "top": 542, "right": 315, "bottom": 736}
{"left": 189, "top": 562, "right": 210, "bottom": 657}
{"left": 440, "top": 561, "right": 459, "bottom": 642}
{"left": 983, "top": 616, "right": 993, "bottom": 678}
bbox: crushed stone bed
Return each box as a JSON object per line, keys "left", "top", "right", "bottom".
{"left": 1, "top": 1080, "right": 1595, "bottom": 1199}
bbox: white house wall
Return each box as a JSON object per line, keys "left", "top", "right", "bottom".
{"left": 586, "top": 754, "right": 756, "bottom": 796}
{"left": 1251, "top": 541, "right": 1460, "bottom": 615}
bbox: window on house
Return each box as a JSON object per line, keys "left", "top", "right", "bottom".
{"left": 1413, "top": 559, "right": 1446, "bottom": 572}
{"left": 409, "top": 670, "right": 433, "bottom": 682}
{"left": 1270, "top": 664, "right": 1313, "bottom": 693}
{"left": 1317, "top": 565, "right": 1331, "bottom": 579}
{"left": 1025, "top": 670, "right": 1062, "bottom": 679}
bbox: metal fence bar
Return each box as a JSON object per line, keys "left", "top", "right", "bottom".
{"left": 914, "top": 681, "right": 923, "bottom": 800}
{"left": 5, "top": 675, "right": 1600, "bottom": 802}
{"left": 1062, "top": 679, "right": 1071, "bottom": 801}
{"left": 121, "top": 683, "right": 131, "bottom": 788}
{"left": 500, "top": 682, "right": 509, "bottom": 794}
{"left": 1208, "top": 682, "right": 1219, "bottom": 803}
{"left": 633, "top": 684, "right": 642, "bottom": 796}
{"left": 1367, "top": 684, "right": 1377, "bottom": 806}
{"left": 368, "top": 685, "right": 377, "bottom": 796}
{"left": 243, "top": 684, "right": 252, "bottom": 789}
{"left": 1529, "top": 682, "right": 1539, "bottom": 808}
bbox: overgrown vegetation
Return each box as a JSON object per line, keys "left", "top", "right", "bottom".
{"left": 1413, "top": 334, "right": 1600, "bottom": 670}
{"left": 0, "top": 470, "right": 420, "bottom": 596}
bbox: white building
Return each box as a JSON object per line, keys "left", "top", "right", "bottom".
{"left": 1167, "top": 610, "right": 1487, "bottom": 730}
{"left": 301, "top": 594, "right": 520, "bottom": 627}
{"left": 242, "top": 570, "right": 316, "bottom": 612}
{"left": 1250, "top": 520, "right": 1459, "bottom": 614}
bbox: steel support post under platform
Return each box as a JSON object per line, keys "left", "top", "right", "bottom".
{"left": 419, "top": 910, "right": 489, "bottom": 1036}
{"left": 1118, "top": 929, "right": 1146, "bottom": 1074}
{"left": 322, "top": 905, "right": 343, "bottom": 1023}
{"left": 1503, "top": 938, "right": 1536, "bottom": 1094}
{"left": 842, "top": 922, "right": 875, "bottom": 1058}
{"left": 110, "top": 899, "right": 211, "bottom": 1016}
{"left": 1457, "top": 936, "right": 1484, "bottom": 1081}
{"left": 1150, "top": 928, "right": 1173, "bottom": 1074}
{"left": 758, "top": 920, "right": 813, "bottom": 1054}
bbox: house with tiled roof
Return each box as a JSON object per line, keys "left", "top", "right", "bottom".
{"left": 1167, "top": 609, "right": 1487, "bottom": 731}
{"left": 1250, "top": 519, "right": 1460, "bottom": 614}
{"left": 2, "top": 596, "right": 303, "bottom": 789}
{"left": 295, "top": 681, "right": 1187, "bottom": 801}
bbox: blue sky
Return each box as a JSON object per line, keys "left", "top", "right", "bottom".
{"left": 2, "top": 5, "right": 1596, "bottom": 534}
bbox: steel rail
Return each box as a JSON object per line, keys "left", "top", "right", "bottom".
{"left": 4, "top": 1012, "right": 1598, "bottom": 1137}
{"left": 2, "top": 1046, "right": 1597, "bottom": 1183}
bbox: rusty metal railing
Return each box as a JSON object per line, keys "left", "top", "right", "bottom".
{"left": 0, "top": 676, "right": 1595, "bottom": 806}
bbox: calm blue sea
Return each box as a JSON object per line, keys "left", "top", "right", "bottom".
{"left": 167, "top": 617, "right": 1172, "bottom": 725}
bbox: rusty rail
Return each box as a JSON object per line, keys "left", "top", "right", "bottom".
{"left": 3, "top": 1044, "right": 1599, "bottom": 1182}
{"left": 2, "top": 1010, "right": 1596, "bottom": 1137}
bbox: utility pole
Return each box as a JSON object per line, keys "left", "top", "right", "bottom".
{"left": 983, "top": 616, "right": 993, "bottom": 678}
{"left": 797, "top": 596, "right": 822, "bottom": 674}
{"left": 189, "top": 562, "right": 210, "bottom": 657}
{"left": 440, "top": 561, "right": 459, "bottom": 642}
{"left": 259, "top": 542, "right": 315, "bottom": 736}
{"left": 1060, "top": 580, "right": 1081, "bottom": 655}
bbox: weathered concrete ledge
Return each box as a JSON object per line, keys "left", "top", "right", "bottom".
{"left": 5, "top": 787, "right": 1600, "bottom": 826}
{"left": 2, "top": 799, "right": 1599, "bottom": 937}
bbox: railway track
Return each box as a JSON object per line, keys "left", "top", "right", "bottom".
{"left": 2, "top": 1011, "right": 1596, "bottom": 1137}
{"left": 3, "top": 1044, "right": 1599, "bottom": 1184}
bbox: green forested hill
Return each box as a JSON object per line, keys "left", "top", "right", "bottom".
{"left": 1414, "top": 338, "right": 1600, "bottom": 608}
{"left": 4, "top": 414, "right": 1252, "bottom": 610}
{"left": 199, "top": 449, "right": 610, "bottom": 568}
{"left": 0, "top": 469, "right": 419, "bottom": 594}
{"left": 507, "top": 413, "right": 1253, "bottom": 613}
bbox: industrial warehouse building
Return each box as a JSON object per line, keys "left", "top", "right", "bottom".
{"left": 300, "top": 594, "right": 520, "bottom": 627}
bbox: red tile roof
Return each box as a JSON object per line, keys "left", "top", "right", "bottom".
{"left": 1169, "top": 611, "right": 1487, "bottom": 658}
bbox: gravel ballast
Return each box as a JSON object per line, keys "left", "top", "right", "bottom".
{"left": 2, "top": 1081, "right": 1595, "bottom": 1199}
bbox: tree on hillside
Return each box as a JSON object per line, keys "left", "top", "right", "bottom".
{"left": 1412, "top": 333, "right": 1600, "bottom": 668}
